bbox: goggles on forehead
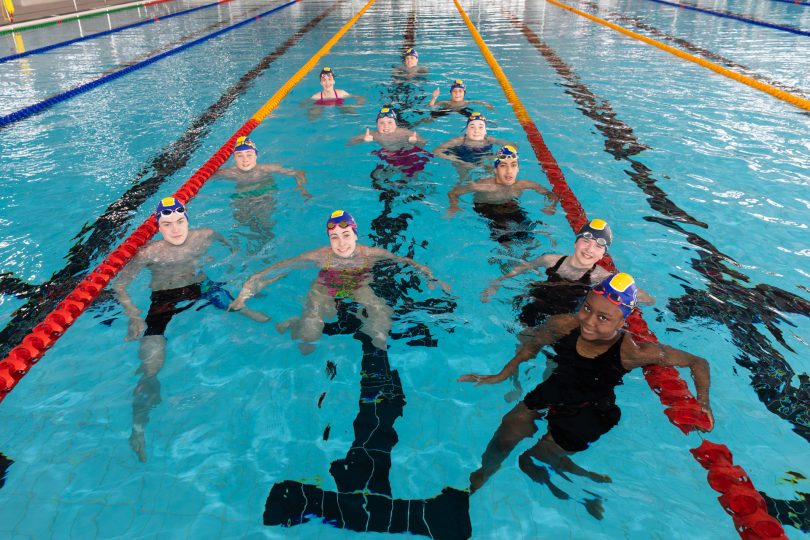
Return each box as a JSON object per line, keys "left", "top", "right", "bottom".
{"left": 467, "top": 112, "right": 487, "bottom": 125}
{"left": 451, "top": 80, "right": 466, "bottom": 91}
{"left": 578, "top": 231, "right": 608, "bottom": 248}
{"left": 592, "top": 283, "right": 635, "bottom": 310}
{"left": 327, "top": 220, "right": 354, "bottom": 230}
{"left": 159, "top": 205, "right": 186, "bottom": 217}
{"left": 320, "top": 67, "right": 335, "bottom": 77}
{"left": 377, "top": 107, "right": 397, "bottom": 120}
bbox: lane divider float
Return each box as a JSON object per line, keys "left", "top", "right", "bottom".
{"left": 0, "top": 0, "right": 377, "bottom": 398}
{"left": 544, "top": 0, "right": 810, "bottom": 112}
{"left": 0, "top": 0, "right": 181, "bottom": 35}
{"left": 641, "top": 0, "right": 810, "bottom": 37}
{"left": 452, "top": 1, "right": 786, "bottom": 538}
{"left": 0, "top": 0, "right": 236, "bottom": 65}
{"left": 0, "top": 0, "right": 300, "bottom": 129}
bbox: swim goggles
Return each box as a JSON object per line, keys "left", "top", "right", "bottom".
{"left": 159, "top": 205, "right": 186, "bottom": 217}
{"left": 494, "top": 145, "right": 518, "bottom": 166}
{"left": 592, "top": 283, "right": 635, "bottom": 310}
{"left": 377, "top": 107, "right": 397, "bottom": 120}
{"left": 320, "top": 66, "right": 335, "bottom": 78}
{"left": 578, "top": 231, "right": 608, "bottom": 248}
{"left": 450, "top": 79, "right": 466, "bottom": 91}
{"left": 327, "top": 220, "right": 354, "bottom": 230}
{"left": 467, "top": 112, "right": 487, "bottom": 125}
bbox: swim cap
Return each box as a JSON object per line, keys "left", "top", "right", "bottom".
{"left": 467, "top": 112, "right": 487, "bottom": 125}
{"left": 377, "top": 107, "right": 397, "bottom": 120}
{"left": 403, "top": 47, "right": 418, "bottom": 59}
{"left": 234, "top": 136, "right": 258, "bottom": 154}
{"left": 155, "top": 196, "right": 188, "bottom": 224}
{"left": 326, "top": 209, "right": 358, "bottom": 235}
{"left": 450, "top": 79, "right": 466, "bottom": 92}
{"left": 320, "top": 66, "right": 336, "bottom": 78}
{"left": 576, "top": 218, "right": 612, "bottom": 249}
{"left": 592, "top": 273, "right": 638, "bottom": 317}
{"left": 494, "top": 145, "right": 518, "bottom": 167}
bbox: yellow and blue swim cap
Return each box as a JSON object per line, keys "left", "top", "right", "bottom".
{"left": 155, "top": 196, "right": 187, "bottom": 224}
{"left": 576, "top": 218, "right": 612, "bottom": 249}
{"left": 326, "top": 210, "right": 357, "bottom": 234}
{"left": 467, "top": 112, "right": 487, "bottom": 125}
{"left": 234, "top": 136, "right": 258, "bottom": 154}
{"left": 377, "top": 107, "right": 397, "bottom": 120}
{"left": 403, "top": 47, "right": 418, "bottom": 59}
{"left": 494, "top": 145, "right": 518, "bottom": 167}
{"left": 450, "top": 79, "right": 466, "bottom": 92}
{"left": 320, "top": 66, "right": 335, "bottom": 78}
{"left": 592, "top": 273, "right": 638, "bottom": 317}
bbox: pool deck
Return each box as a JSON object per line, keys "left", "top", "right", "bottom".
{"left": 1, "top": 0, "right": 152, "bottom": 27}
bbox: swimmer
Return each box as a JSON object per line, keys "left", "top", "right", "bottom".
{"left": 216, "top": 137, "right": 310, "bottom": 199}
{"left": 229, "top": 210, "right": 450, "bottom": 353}
{"left": 447, "top": 146, "right": 557, "bottom": 245}
{"left": 308, "top": 66, "right": 364, "bottom": 119}
{"left": 482, "top": 218, "right": 655, "bottom": 311}
{"left": 433, "top": 112, "right": 517, "bottom": 181}
{"left": 392, "top": 47, "right": 429, "bottom": 79}
{"left": 459, "top": 274, "right": 713, "bottom": 517}
{"left": 350, "top": 107, "right": 426, "bottom": 151}
{"left": 113, "top": 198, "right": 271, "bottom": 462}
{"left": 428, "top": 79, "right": 494, "bottom": 113}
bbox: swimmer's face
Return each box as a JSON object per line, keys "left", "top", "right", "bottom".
{"left": 494, "top": 160, "right": 518, "bottom": 184}
{"left": 577, "top": 293, "right": 625, "bottom": 342}
{"left": 328, "top": 227, "right": 357, "bottom": 258}
{"left": 320, "top": 73, "right": 335, "bottom": 89}
{"left": 158, "top": 211, "right": 189, "bottom": 246}
{"left": 572, "top": 236, "right": 607, "bottom": 266}
{"left": 465, "top": 119, "right": 487, "bottom": 141}
{"left": 403, "top": 55, "right": 418, "bottom": 68}
{"left": 234, "top": 149, "right": 257, "bottom": 171}
{"left": 450, "top": 87, "right": 466, "bottom": 101}
{"left": 376, "top": 117, "right": 397, "bottom": 134}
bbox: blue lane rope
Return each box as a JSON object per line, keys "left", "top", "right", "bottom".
{"left": 0, "top": 0, "right": 226, "bottom": 65}
{"left": 766, "top": 0, "right": 810, "bottom": 6}
{"left": 642, "top": 0, "right": 810, "bottom": 37}
{"left": 0, "top": 0, "right": 299, "bottom": 129}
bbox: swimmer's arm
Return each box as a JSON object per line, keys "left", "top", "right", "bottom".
{"left": 459, "top": 314, "right": 577, "bottom": 384}
{"left": 212, "top": 167, "right": 238, "bottom": 179}
{"left": 447, "top": 184, "right": 477, "bottom": 215}
{"left": 429, "top": 87, "right": 440, "bottom": 107}
{"left": 624, "top": 342, "right": 713, "bottom": 431}
{"left": 230, "top": 250, "right": 321, "bottom": 309}
{"left": 407, "top": 130, "right": 426, "bottom": 146}
{"left": 432, "top": 137, "right": 464, "bottom": 161}
{"left": 372, "top": 248, "right": 451, "bottom": 292}
{"left": 487, "top": 138, "right": 515, "bottom": 148}
{"left": 349, "top": 93, "right": 366, "bottom": 105}
{"left": 468, "top": 99, "right": 495, "bottom": 110}
{"left": 349, "top": 129, "right": 375, "bottom": 145}
{"left": 636, "top": 288, "right": 655, "bottom": 305}
{"left": 266, "top": 165, "right": 311, "bottom": 200}
{"left": 482, "top": 254, "right": 557, "bottom": 302}
{"left": 112, "top": 253, "right": 147, "bottom": 317}
{"left": 525, "top": 181, "right": 558, "bottom": 214}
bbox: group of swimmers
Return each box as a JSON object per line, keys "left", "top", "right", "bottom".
{"left": 113, "top": 49, "right": 713, "bottom": 518}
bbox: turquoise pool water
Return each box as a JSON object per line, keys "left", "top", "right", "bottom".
{"left": 0, "top": 0, "right": 808, "bottom": 537}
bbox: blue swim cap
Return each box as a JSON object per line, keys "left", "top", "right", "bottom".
{"left": 403, "top": 47, "right": 418, "bottom": 59}
{"left": 592, "top": 273, "right": 638, "bottom": 317}
{"left": 320, "top": 66, "right": 336, "bottom": 78}
{"left": 494, "top": 145, "right": 518, "bottom": 167}
{"left": 155, "top": 196, "right": 188, "bottom": 224}
{"left": 576, "top": 218, "right": 612, "bottom": 249}
{"left": 450, "top": 79, "right": 466, "bottom": 92}
{"left": 234, "top": 136, "right": 258, "bottom": 154}
{"left": 326, "top": 210, "right": 358, "bottom": 235}
{"left": 377, "top": 107, "right": 397, "bottom": 120}
{"left": 467, "top": 112, "right": 487, "bottom": 125}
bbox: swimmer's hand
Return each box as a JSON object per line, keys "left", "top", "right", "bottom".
{"left": 445, "top": 205, "right": 461, "bottom": 219}
{"left": 427, "top": 277, "right": 452, "bottom": 294}
{"left": 126, "top": 317, "right": 146, "bottom": 341}
{"left": 481, "top": 284, "right": 498, "bottom": 303}
{"left": 430, "top": 87, "right": 439, "bottom": 106}
{"left": 363, "top": 128, "right": 373, "bottom": 142}
{"left": 458, "top": 372, "right": 508, "bottom": 385}
{"left": 542, "top": 193, "right": 559, "bottom": 216}
{"left": 699, "top": 402, "right": 715, "bottom": 432}
{"left": 408, "top": 131, "right": 418, "bottom": 144}
{"left": 228, "top": 297, "right": 247, "bottom": 312}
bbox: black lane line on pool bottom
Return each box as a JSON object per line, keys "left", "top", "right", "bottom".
{"left": 0, "top": 0, "right": 225, "bottom": 64}
{"left": 507, "top": 7, "right": 810, "bottom": 445}
{"left": 263, "top": 3, "right": 469, "bottom": 537}
{"left": 579, "top": 0, "right": 810, "bottom": 100}
{"left": 0, "top": 0, "right": 344, "bottom": 360}
{"left": 0, "top": 0, "right": 299, "bottom": 129}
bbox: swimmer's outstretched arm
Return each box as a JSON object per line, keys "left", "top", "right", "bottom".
{"left": 447, "top": 183, "right": 478, "bottom": 216}
{"left": 229, "top": 249, "right": 323, "bottom": 311}
{"left": 525, "top": 182, "right": 559, "bottom": 215}
{"left": 432, "top": 137, "right": 465, "bottom": 163}
{"left": 622, "top": 341, "right": 713, "bottom": 431}
{"left": 467, "top": 99, "right": 495, "bottom": 110}
{"left": 265, "top": 164, "right": 311, "bottom": 200}
{"left": 369, "top": 247, "right": 452, "bottom": 293}
{"left": 348, "top": 129, "right": 375, "bottom": 145}
{"left": 428, "top": 87, "right": 440, "bottom": 107}
{"left": 459, "top": 314, "right": 577, "bottom": 384}
{"left": 481, "top": 254, "right": 559, "bottom": 302}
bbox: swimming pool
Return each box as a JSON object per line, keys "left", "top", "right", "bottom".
{"left": 0, "top": 0, "right": 808, "bottom": 537}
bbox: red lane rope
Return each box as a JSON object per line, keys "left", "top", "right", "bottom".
{"left": 453, "top": 1, "right": 787, "bottom": 538}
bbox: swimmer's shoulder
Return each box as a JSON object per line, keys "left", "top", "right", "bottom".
{"left": 533, "top": 253, "right": 562, "bottom": 268}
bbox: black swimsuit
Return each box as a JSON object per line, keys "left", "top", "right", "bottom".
{"left": 518, "top": 256, "right": 596, "bottom": 327}
{"left": 524, "top": 329, "right": 629, "bottom": 452}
